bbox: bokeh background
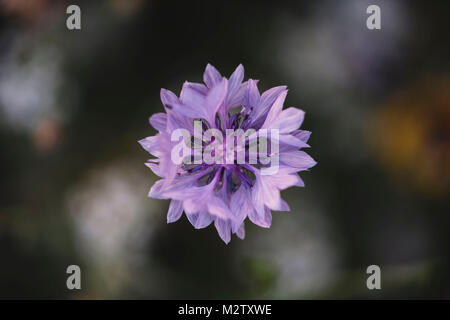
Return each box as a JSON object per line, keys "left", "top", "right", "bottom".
{"left": 0, "top": 0, "right": 449, "bottom": 299}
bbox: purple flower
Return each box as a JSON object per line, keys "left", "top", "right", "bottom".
{"left": 139, "top": 64, "right": 316, "bottom": 243}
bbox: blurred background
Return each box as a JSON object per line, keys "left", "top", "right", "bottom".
{"left": 0, "top": 0, "right": 449, "bottom": 299}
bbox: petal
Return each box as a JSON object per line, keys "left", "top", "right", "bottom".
{"left": 145, "top": 161, "right": 162, "bottom": 177}
{"left": 139, "top": 136, "right": 163, "bottom": 157}
{"left": 225, "top": 64, "right": 244, "bottom": 108}
{"left": 180, "top": 81, "right": 208, "bottom": 97}
{"left": 158, "top": 175, "right": 200, "bottom": 199}
{"left": 178, "top": 82, "right": 207, "bottom": 118}
{"left": 187, "top": 211, "right": 214, "bottom": 229}
{"left": 182, "top": 196, "right": 204, "bottom": 214}
{"left": 207, "top": 196, "right": 232, "bottom": 220}
{"left": 273, "top": 107, "right": 305, "bottom": 134}
{"left": 243, "top": 79, "right": 260, "bottom": 109}
{"left": 251, "top": 183, "right": 266, "bottom": 218}
{"left": 260, "top": 86, "right": 287, "bottom": 108}
{"left": 278, "top": 198, "right": 290, "bottom": 211}
{"left": 252, "top": 175, "right": 282, "bottom": 213}
{"left": 248, "top": 207, "right": 272, "bottom": 228}
{"left": 160, "top": 87, "right": 200, "bottom": 127}
{"left": 149, "top": 113, "right": 167, "bottom": 132}
{"left": 203, "top": 63, "right": 222, "bottom": 88}
{"left": 226, "top": 81, "right": 247, "bottom": 109}
{"left": 292, "top": 130, "right": 311, "bottom": 143}
{"left": 253, "top": 85, "right": 287, "bottom": 121}
{"left": 214, "top": 218, "right": 231, "bottom": 244}
{"left": 167, "top": 200, "right": 183, "bottom": 223}
{"left": 148, "top": 179, "right": 168, "bottom": 199}
{"left": 295, "top": 174, "right": 305, "bottom": 187}
{"left": 230, "top": 185, "right": 253, "bottom": 231}
{"left": 235, "top": 223, "right": 245, "bottom": 239}
{"left": 228, "top": 65, "right": 244, "bottom": 95}
{"left": 278, "top": 134, "right": 309, "bottom": 149}
{"left": 158, "top": 155, "right": 178, "bottom": 184}
{"left": 276, "top": 165, "right": 304, "bottom": 175}
{"left": 280, "top": 150, "right": 317, "bottom": 170}
{"left": 160, "top": 88, "right": 180, "bottom": 109}
{"left": 261, "top": 90, "right": 287, "bottom": 128}
{"left": 270, "top": 173, "right": 302, "bottom": 190}
{"left": 166, "top": 108, "right": 193, "bottom": 133}
{"left": 168, "top": 179, "right": 225, "bottom": 216}
{"left": 204, "top": 78, "right": 228, "bottom": 125}
{"left": 171, "top": 104, "right": 202, "bottom": 119}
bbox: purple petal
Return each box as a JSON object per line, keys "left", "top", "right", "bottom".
{"left": 273, "top": 108, "right": 305, "bottom": 133}
{"left": 280, "top": 150, "right": 317, "bottom": 170}
{"left": 270, "top": 173, "right": 303, "bottom": 190}
{"left": 148, "top": 179, "right": 168, "bottom": 199}
{"left": 149, "top": 113, "right": 167, "bottom": 132}
{"left": 278, "top": 134, "right": 309, "bottom": 149}
{"left": 248, "top": 207, "right": 272, "bottom": 228}
{"left": 187, "top": 211, "right": 214, "bottom": 229}
{"left": 295, "top": 174, "right": 305, "bottom": 187}
{"left": 225, "top": 64, "right": 244, "bottom": 108}
{"left": 228, "top": 65, "right": 244, "bottom": 94}
{"left": 178, "top": 82, "right": 207, "bottom": 118}
{"left": 261, "top": 90, "right": 287, "bottom": 128}
{"left": 275, "top": 165, "right": 303, "bottom": 175}
{"left": 167, "top": 200, "right": 183, "bottom": 223}
{"left": 230, "top": 186, "right": 252, "bottom": 231}
{"left": 252, "top": 85, "right": 287, "bottom": 121}
{"left": 145, "top": 161, "right": 161, "bottom": 177}
{"left": 181, "top": 81, "right": 208, "bottom": 97}
{"left": 160, "top": 88, "right": 180, "bottom": 109}
{"left": 181, "top": 196, "right": 203, "bottom": 214}
{"left": 166, "top": 109, "right": 193, "bottom": 133}
{"left": 292, "top": 130, "right": 311, "bottom": 143}
{"left": 139, "top": 136, "right": 162, "bottom": 156}
{"left": 158, "top": 175, "right": 201, "bottom": 199}
{"left": 204, "top": 78, "right": 228, "bottom": 125}
{"left": 278, "top": 199, "right": 290, "bottom": 211}
{"left": 235, "top": 223, "right": 245, "bottom": 239}
{"left": 203, "top": 64, "right": 222, "bottom": 88}
{"left": 252, "top": 175, "right": 281, "bottom": 213}
{"left": 207, "top": 196, "right": 233, "bottom": 220}
{"left": 214, "top": 218, "right": 231, "bottom": 244}
{"left": 259, "top": 86, "right": 287, "bottom": 109}
{"left": 168, "top": 178, "right": 232, "bottom": 220}
{"left": 243, "top": 79, "right": 260, "bottom": 109}
{"left": 226, "top": 81, "right": 247, "bottom": 109}
{"left": 161, "top": 88, "right": 200, "bottom": 125}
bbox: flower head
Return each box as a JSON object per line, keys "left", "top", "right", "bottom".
{"left": 139, "top": 64, "right": 316, "bottom": 243}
